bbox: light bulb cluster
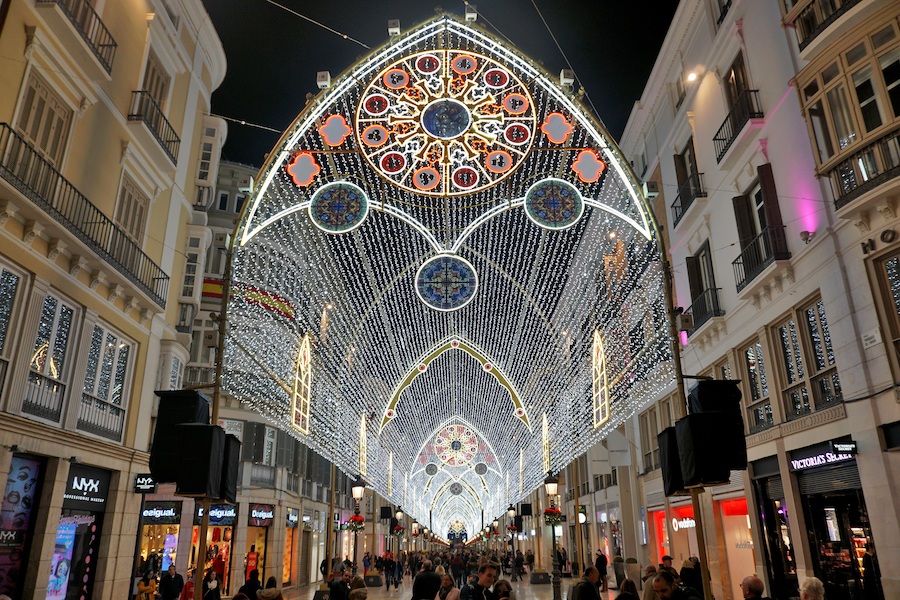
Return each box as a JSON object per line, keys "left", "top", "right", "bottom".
{"left": 223, "top": 15, "right": 674, "bottom": 533}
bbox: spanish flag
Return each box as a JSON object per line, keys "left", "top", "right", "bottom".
{"left": 202, "top": 278, "right": 296, "bottom": 321}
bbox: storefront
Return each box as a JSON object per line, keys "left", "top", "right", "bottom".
{"left": 0, "top": 453, "right": 45, "bottom": 599}
{"left": 650, "top": 504, "right": 697, "bottom": 564}
{"left": 284, "top": 508, "right": 299, "bottom": 586}
{"left": 750, "top": 455, "right": 798, "bottom": 600}
{"left": 790, "top": 439, "right": 882, "bottom": 600}
{"left": 193, "top": 503, "right": 237, "bottom": 594}
{"left": 48, "top": 464, "right": 111, "bottom": 599}
{"left": 137, "top": 501, "right": 182, "bottom": 575}
{"left": 245, "top": 503, "right": 274, "bottom": 583}
{"left": 715, "top": 497, "right": 756, "bottom": 600}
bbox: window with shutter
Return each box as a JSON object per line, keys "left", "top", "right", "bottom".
{"left": 16, "top": 70, "right": 72, "bottom": 167}
{"left": 115, "top": 174, "right": 150, "bottom": 244}
{"left": 143, "top": 51, "right": 170, "bottom": 110}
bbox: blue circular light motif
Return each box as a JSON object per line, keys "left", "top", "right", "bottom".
{"left": 524, "top": 178, "right": 584, "bottom": 230}
{"left": 308, "top": 182, "right": 369, "bottom": 233}
{"left": 415, "top": 254, "right": 479, "bottom": 312}
{"left": 449, "top": 483, "right": 463, "bottom": 495}
{"left": 474, "top": 463, "right": 488, "bottom": 475}
{"left": 421, "top": 99, "right": 471, "bottom": 140}
{"left": 425, "top": 463, "right": 439, "bottom": 476}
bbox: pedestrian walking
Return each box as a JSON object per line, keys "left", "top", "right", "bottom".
{"left": 160, "top": 565, "right": 185, "bottom": 600}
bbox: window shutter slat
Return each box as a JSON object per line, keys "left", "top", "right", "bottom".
{"left": 732, "top": 195, "right": 755, "bottom": 249}
{"left": 685, "top": 256, "right": 703, "bottom": 302}
{"left": 757, "top": 163, "right": 784, "bottom": 228}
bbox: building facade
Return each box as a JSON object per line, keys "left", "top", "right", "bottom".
{"left": 0, "top": 0, "right": 226, "bottom": 598}
{"left": 614, "top": 1, "right": 900, "bottom": 600}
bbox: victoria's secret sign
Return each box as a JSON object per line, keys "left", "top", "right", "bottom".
{"left": 789, "top": 438, "right": 857, "bottom": 472}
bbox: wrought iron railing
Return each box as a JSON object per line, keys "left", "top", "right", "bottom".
{"left": 795, "top": 0, "right": 862, "bottom": 51}
{"left": 77, "top": 392, "right": 125, "bottom": 441}
{"left": 831, "top": 127, "right": 900, "bottom": 210}
{"left": 685, "top": 287, "right": 724, "bottom": 330}
{"left": 36, "top": 0, "right": 117, "bottom": 73}
{"left": 250, "top": 463, "right": 276, "bottom": 487}
{"left": 23, "top": 370, "right": 65, "bottom": 422}
{"left": 784, "top": 367, "right": 843, "bottom": 420}
{"left": 714, "top": 90, "right": 764, "bottom": 162}
{"left": 747, "top": 400, "right": 775, "bottom": 434}
{"left": 732, "top": 226, "right": 790, "bottom": 292}
{"left": 671, "top": 172, "right": 707, "bottom": 226}
{"left": 183, "top": 365, "right": 215, "bottom": 386}
{"left": 716, "top": 0, "right": 733, "bottom": 26}
{"left": 128, "top": 91, "right": 180, "bottom": 163}
{"left": 0, "top": 123, "right": 169, "bottom": 307}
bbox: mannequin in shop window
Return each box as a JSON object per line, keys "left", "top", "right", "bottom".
{"left": 862, "top": 543, "right": 883, "bottom": 600}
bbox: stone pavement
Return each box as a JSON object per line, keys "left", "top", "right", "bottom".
{"left": 281, "top": 576, "right": 623, "bottom": 600}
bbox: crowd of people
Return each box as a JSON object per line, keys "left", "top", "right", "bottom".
{"left": 132, "top": 546, "right": 829, "bottom": 600}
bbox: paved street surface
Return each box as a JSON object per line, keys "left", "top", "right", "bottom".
{"left": 283, "top": 577, "right": 624, "bottom": 600}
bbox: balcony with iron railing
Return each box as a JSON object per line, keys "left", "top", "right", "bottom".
{"left": 685, "top": 287, "right": 725, "bottom": 331}
{"left": 128, "top": 91, "right": 180, "bottom": 164}
{"left": 747, "top": 399, "right": 775, "bottom": 434}
{"left": 36, "top": 0, "right": 117, "bottom": 74}
{"left": 671, "top": 172, "right": 707, "bottom": 227}
{"left": 714, "top": 90, "right": 764, "bottom": 163}
{"left": 831, "top": 126, "right": 900, "bottom": 211}
{"left": 793, "top": 0, "right": 862, "bottom": 51}
{"left": 250, "top": 463, "right": 276, "bottom": 487}
{"left": 77, "top": 392, "right": 125, "bottom": 441}
{"left": 784, "top": 368, "right": 843, "bottom": 420}
{"left": 0, "top": 123, "right": 169, "bottom": 307}
{"left": 22, "top": 370, "right": 65, "bottom": 423}
{"left": 732, "top": 226, "right": 791, "bottom": 292}
{"left": 183, "top": 365, "right": 215, "bottom": 386}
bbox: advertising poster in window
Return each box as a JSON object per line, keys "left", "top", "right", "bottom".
{"left": 46, "top": 522, "right": 76, "bottom": 599}
{"left": 0, "top": 455, "right": 43, "bottom": 598}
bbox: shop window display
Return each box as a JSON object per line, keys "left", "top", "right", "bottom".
{"left": 192, "top": 504, "right": 236, "bottom": 595}
{"left": 138, "top": 501, "right": 182, "bottom": 577}
{"left": 0, "top": 454, "right": 44, "bottom": 599}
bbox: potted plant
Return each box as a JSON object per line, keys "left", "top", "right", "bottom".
{"left": 612, "top": 556, "right": 625, "bottom": 588}
{"left": 625, "top": 557, "right": 641, "bottom": 585}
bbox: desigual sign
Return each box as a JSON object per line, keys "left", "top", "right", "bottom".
{"left": 672, "top": 517, "right": 695, "bottom": 531}
{"left": 249, "top": 504, "right": 275, "bottom": 527}
{"left": 141, "top": 501, "right": 181, "bottom": 524}
{"left": 195, "top": 504, "right": 237, "bottom": 526}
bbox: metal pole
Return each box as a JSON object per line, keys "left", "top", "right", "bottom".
{"left": 573, "top": 458, "right": 584, "bottom": 576}
{"left": 324, "top": 463, "right": 336, "bottom": 583}
{"left": 194, "top": 247, "right": 232, "bottom": 599}
{"left": 551, "top": 522, "right": 561, "bottom": 600}
{"left": 660, "top": 239, "right": 713, "bottom": 600}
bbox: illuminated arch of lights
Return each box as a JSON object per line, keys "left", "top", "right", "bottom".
{"left": 223, "top": 14, "right": 673, "bottom": 534}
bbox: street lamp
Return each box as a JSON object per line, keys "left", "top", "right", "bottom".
{"left": 395, "top": 506, "right": 404, "bottom": 520}
{"left": 545, "top": 473, "right": 561, "bottom": 600}
{"left": 507, "top": 504, "right": 518, "bottom": 581}
{"left": 351, "top": 476, "right": 366, "bottom": 577}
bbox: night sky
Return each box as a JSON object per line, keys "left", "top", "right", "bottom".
{"left": 202, "top": 0, "right": 680, "bottom": 168}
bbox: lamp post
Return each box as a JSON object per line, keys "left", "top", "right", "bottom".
{"left": 507, "top": 504, "right": 518, "bottom": 581}
{"left": 545, "top": 473, "right": 561, "bottom": 600}
{"left": 351, "top": 476, "right": 366, "bottom": 577}
{"left": 492, "top": 519, "right": 499, "bottom": 554}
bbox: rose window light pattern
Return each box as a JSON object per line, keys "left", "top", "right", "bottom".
{"left": 224, "top": 14, "right": 672, "bottom": 538}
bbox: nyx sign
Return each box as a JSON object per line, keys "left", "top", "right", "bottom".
{"left": 63, "top": 465, "right": 110, "bottom": 511}
{"left": 134, "top": 473, "right": 158, "bottom": 494}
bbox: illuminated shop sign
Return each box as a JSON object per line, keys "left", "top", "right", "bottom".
{"left": 790, "top": 439, "right": 857, "bottom": 471}
{"left": 195, "top": 504, "right": 237, "bottom": 526}
{"left": 134, "top": 473, "right": 157, "bottom": 494}
{"left": 249, "top": 503, "right": 275, "bottom": 527}
{"left": 286, "top": 508, "right": 300, "bottom": 528}
{"left": 671, "top": 517, "right": 695, "bottom": 531}
{"left": 63, "top": 465, "right": 111, "bottom": 511}
{"left": 142, "top": 501, "right": 181, "bottom": 525}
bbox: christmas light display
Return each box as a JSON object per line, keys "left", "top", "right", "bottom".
{"left": 224, "top": 14, "right": 673, "bottom": 537}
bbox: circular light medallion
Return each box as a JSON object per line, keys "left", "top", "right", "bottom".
{"left": 474, "top": 463, "right": 488, "bottom": 476}
{"left": 308, "top": 182, "right": 369, "bottom": 233}
{"left": 524, "top": 178, "right": 584, "bottom": 230}
{"left": 415, "top": 254, "right": 478, "bottom": 311}
{"left": 425, "top": 463, "right": 439, "bottom": 476}
{"left": 449, "top": 482, "right": 463, "bottom": 495}
{"left": 421, "top": 99, "right": 471, "bottom": 140}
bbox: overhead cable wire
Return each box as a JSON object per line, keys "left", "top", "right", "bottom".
{"left": 527, "top": 0, "right": 607, "bottom": 129}
{"left": 210, "top": 113, "right": 282, "bottom": 134}
{"left": 261, "top": 0, "right": 371, "bottom": 49}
